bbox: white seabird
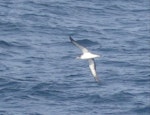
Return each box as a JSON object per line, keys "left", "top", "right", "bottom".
{"left": 69, "top": 36, "right": 100, "bottom": 82}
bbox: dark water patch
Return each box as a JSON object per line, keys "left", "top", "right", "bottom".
{"left": 136, "top": 48, "right": 150, "bottom": 54}
{"left": 105, "top": 4, "right": 127, "bottom": 12}
{"left": 74, "top": 5, "right": 103, "bottom": 16}
{"left": 0, "top": 40, "right": 12, "bottom": 48}
{"left": 45, "top": 40, "right": 71, "bottom": 47}
{"left": 99, "top": 47, "right": 121, "bottom": 53}
{"left": 0, "top": 40, "right": 32, "bottom": 50}
{"left": 102, "top": 60, "right": 134, "bottom": 68}
{"left": 131, "top": 8, "right": 150, "bottom": 13}
{"left": 30, "top": 82, "right": 68, "bottom": 99}
{"left": 86, "top": 94, "right": 111, "bottom": 104}
{"left": 110, "top": 91, "right": 134, "bottom": 102}
{"left": 0, "top": 80, "right": 24, "bottom": 93}
{"left": 0, "top": 110, "right": 10, "bottom": 115}
{"left": 21, "top": 13, "right": 49, "bottom": 23}
{"left": 29, "top": 80, "right": 90, "bottom": 102}
{"left": 24, "top": 1, "right": 70, "bottom": 16}
{"left": 61, "top": 55, "right": 72, "bottom": 59}
{"left": 27, "top": 112, "right": 43, "bottom": 115}
{"left": 0, "top": 52, "right": 13, "bottom": 59}
{"left": 125, "top": 40, "right": 139, "bottom": 47}
{"left": 0, "top": 78, "right": 9, "bottom": 86}
{"left": 133, "top": 77, "right": 150, "bottom": 86}
{"left": 0, "top": 21, "right": 26, "bottom": 35}
{"left": 138, "top": 71, "right": 150, "bottom": 77}
{"left": 0, "top": 63, "right": 9, "bottom": 72}
{"left": 23, "top": 56, "right": 45, "bottom": 64}
{"left": 0, "top": 1, "right": 13, "bottom": 9}
{"left": 133, "top": 106, "right": 150, "bottom": 115}
{"left": 11, "top": 41, "right": 32, "bottom": 50}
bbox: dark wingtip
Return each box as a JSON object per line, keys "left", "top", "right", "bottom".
{"left": 94, "top": 76, "right": 100, "bottom": 83}
{"left": 69, "top": 36, "right": 73, "bottom": 41}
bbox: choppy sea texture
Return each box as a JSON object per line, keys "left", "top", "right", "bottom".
{"left": 0, "top": 0, "right": 150, "bottom": 115}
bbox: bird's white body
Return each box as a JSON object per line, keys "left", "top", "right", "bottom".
{"left": 79, "top": 52, "right": 100, "bottom": 60}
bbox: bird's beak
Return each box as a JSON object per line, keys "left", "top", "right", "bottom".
{"left": 76, "top": 56, "right": 80, "bottom": 59}
{"left": 97, "top": 55, "right": 100, "bottom": 57}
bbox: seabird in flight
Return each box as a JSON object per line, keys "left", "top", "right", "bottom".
{"left": 69, "top": 36, "right": 100, "bottom": 82}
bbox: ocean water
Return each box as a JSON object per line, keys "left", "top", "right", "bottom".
{"left": 0, "top": 0, "right": 150, "bottom": 115}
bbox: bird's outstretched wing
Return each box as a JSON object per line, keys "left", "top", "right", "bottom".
{"left": 88, "top": 59, "right": 99, "bottom": 82}
{"left": 69, "top": 36, "right": 89, "bottom": 53}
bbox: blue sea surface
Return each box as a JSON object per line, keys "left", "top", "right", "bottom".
{"left": 0, "top": 0, "right": 150, "bottom": 115}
